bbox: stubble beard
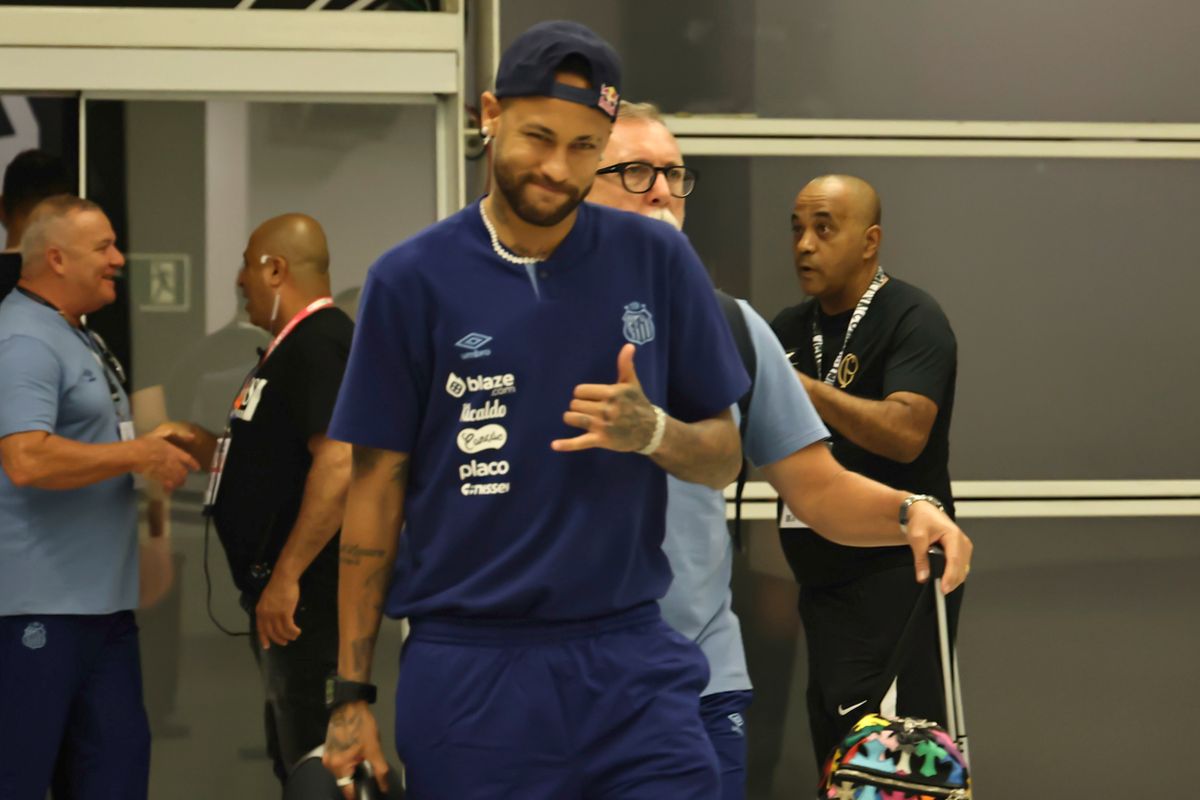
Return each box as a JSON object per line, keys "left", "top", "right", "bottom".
{"left": 493, "top": 157, "right": 587, "bottom": 228}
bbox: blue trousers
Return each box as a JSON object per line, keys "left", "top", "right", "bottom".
{"left": 395, "top": 604, "right": 720, "bottom": 800}
{"left": 0, "top": 611, "right": 151, "bottom": 799}
{"left": 700, "top": 690, "right": 753, "bottom": 800}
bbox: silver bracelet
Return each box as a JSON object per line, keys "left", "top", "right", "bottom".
{"left": 898, "top": 494, "right": 944, "bottom": 536}
{"left": 636, "top": 405, "right": 667, "bottom": 456}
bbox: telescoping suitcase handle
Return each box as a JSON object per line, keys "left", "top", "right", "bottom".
{"left": 928, "top": 545, "right": 970, "bottom": 766}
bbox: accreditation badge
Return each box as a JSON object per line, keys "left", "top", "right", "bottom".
{"left": 202, "top": 436, "right": 232, "bottom": 511}
{"left": 779, "top": 504, "right": 811, "bottom": 529}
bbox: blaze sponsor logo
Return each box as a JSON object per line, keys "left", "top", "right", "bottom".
{"left": 446, "top": 372, "right": 517, "bottom": 397}
{"left": 460, "top": 399, "right": 507, "bottom": 422}
{"left": 459, "top": 459, "right": 510, "bottom": 480}
{"left": 457, "top": 424, "right": 508, "bottom": 454}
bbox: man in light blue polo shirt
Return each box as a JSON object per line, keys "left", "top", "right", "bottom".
{"left": 0, "top": 195, "right": 198, "bottom": 799}
{"left": 588, "top": 101, "right": 974, "bottom": 799}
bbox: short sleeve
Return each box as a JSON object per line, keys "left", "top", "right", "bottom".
{"left": 288, "top": 320, "right": 351, "bottom": 442}
{"left": 882, "top": 303, "right": 957, "bottom": 407}
{"left": 328, "top": 262, "right": 429, "bottom": 453}
{"left": 738, "top": 300, "right": 829, "bottom": 467}
{"left": 665, "top": 239, "right": 750, "bottom": 422}
{"left": 0, "top": 335, "right": 61, "bottom": 438}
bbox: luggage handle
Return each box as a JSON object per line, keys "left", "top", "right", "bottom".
{"left": 871, "top": 546, "right": 970, "bottom": 766}
{"left": 930, "top": 546, "right": 970, "bottom": 766}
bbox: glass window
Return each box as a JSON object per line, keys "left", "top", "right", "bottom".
{"left": 83, "top": 98, "right": 437, "bottom": 797}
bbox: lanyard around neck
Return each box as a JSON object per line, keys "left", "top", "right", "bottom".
{"left": 811, "top": 266, "right": 888, "bottom": 386}
{"left": 262, "top": 297, "right": 334, "bottom": 362}
{"left": 17, "top": 286, "right": 128, "bottom": 415}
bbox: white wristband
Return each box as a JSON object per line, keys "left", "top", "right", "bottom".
{"left": 637, "top": 405, "right": 667, "bottom": 456}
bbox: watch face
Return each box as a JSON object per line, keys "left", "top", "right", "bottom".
{"left": 325, "top": 677, "right": 336, "bottom": 706}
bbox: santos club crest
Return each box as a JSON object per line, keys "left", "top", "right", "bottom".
{"left": 22, "top": 622, "right": 47, "bottom": 650}
{"left": 621, "top": 302, "right": 655, "bottom": 345}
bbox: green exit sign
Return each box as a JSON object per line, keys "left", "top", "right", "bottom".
{"left": 129, "top": 253, "right": 191, "bottom": 313}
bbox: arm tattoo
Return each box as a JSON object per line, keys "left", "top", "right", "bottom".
{"left": 326, "top": 706, "right": 363, "bottom": 754}
{"left": 339, "top": 543, "right": 387, "bottom": 567}
{"left": 351, "top": 445, "right": 383, "bottom": 475}
{"left": 609, "top": 386, "right": 656, "bottom": 450}
{"left": 351, "top": 637, "right": 375, "bottom": 676}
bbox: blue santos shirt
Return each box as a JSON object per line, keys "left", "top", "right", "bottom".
{"left": 329, "top": 200, "right": 750, "bottom": 622}
{"left": 660, "top": 298, "right": 828, "bottom": 696}
{"left": 0, "top": 290, "right": 138, "bottom": 615}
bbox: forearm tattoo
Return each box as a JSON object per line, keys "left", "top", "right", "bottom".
{"left": 327, "top": 705, "right": 363, "bottom": 754}
{"left": 339, "top": 543, "right": 387, "bottom": 567}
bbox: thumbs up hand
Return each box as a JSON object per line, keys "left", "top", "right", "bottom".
{"left": 551, "top": 344, "right": 659, "bottom": 454}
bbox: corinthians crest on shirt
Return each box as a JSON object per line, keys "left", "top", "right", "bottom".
{"left": 622, "top": 302, "right": 655, "bottom": 345}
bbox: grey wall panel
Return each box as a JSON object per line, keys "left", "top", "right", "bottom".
{"left": 732, "top": 516, "right": 1200, "bottom": 797}
{"left": 754, "top": 0, "right": 1200, "bottom": 121}
{"left": 684, "top": 155, "right": 1200, "bottom": 480}
{"left": 247, "top": 102, "right": 437, "bottom": 300}
{"left": 124, "top": 101, "right": 207, "bottom": 392}
{"left": 502, "top": 0, "right": 1200, "bottom": 121}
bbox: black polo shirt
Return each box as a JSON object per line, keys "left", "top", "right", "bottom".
{"left": 211, "top": 306, "right": 353, "bottom": 599}
{"left": 771, "top": 276, "right": 957, "bottom": 584}
{"left": 0, "top": 251, "right": 20, "bottom": 303}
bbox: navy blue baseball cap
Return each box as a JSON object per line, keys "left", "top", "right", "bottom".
{"left": 494, "top": 21, "right": 622, "bottom": 121}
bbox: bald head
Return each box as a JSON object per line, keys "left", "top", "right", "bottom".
{"left": 239, "top": 213, "right": 333, "bottom": 333}
{"left": 248, "top": 213, "right": 330, "bottom": 281}
{"left": 801, "top": 175, "right": 881, "bottom": 229}
{"left": 791, "top": 175, "right": 884, "bottom": 313}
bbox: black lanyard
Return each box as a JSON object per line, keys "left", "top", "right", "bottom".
{"left": 810, "top": 266, "right": 888, "bottom": 385}
{"left": 16, "top": 287, "right": 128, "bottom": 417}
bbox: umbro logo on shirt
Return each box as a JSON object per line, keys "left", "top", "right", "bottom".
{"left": 455, "top": 332, "right": 493, "bottom": 360}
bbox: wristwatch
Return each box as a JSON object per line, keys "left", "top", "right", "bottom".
{"left": 898, "top": 494, "right": 944, "bottom": 536}
{"left": 325, "top": 675, "right": 377, "bottom": 711}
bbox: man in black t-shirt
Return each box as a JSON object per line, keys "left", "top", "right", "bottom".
{"left": 770, "top": 174, "right": 963, "bottom": 765}
{"left": 163, "top": 213, "right": 354, "bottom": 785}
{"left": 0, "top": 150, "right": 74, "bottom": 301}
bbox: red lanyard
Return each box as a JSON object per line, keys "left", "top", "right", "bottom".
{"left": 263, "top": 297, "right": 334, "bottom": 361}
{"left": 229, "top": 297, "right": 333, "bottom": 418}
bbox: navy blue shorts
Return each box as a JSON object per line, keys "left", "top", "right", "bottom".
{"left": 700, "top": 690, "right": 753, "bottom": 800}
{"left": 0, "top": 611, "right": 151, "bottom": 799}
{"left": 394, "top": 603, "right": 719, "bottom": 799}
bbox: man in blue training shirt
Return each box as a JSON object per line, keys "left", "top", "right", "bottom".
{"left": 321, "top": 21, "right": 750, "bottom": 800}
{"left": 588, "top": 101, "right": 973, "bottom": 799}
{"left": 0, "top": 195, "right": 199, "bottom": 798}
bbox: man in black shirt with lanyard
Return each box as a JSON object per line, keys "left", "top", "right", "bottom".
{"left": 770, "top": 174, "right": 962, "bottom": 766}
{"left": 163, "top": 213, "right": 354, "bottom": 786}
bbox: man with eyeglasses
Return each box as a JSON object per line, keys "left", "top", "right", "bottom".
{"left": 0, "top": 194, "right": 200, "bottom": 799}
{"left": 588, "top": 104, "right": 973, "bottom": 799}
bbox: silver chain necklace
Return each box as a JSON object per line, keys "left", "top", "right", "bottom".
{"left": 479, "top": 202, "right": 544, "bottom": 266}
